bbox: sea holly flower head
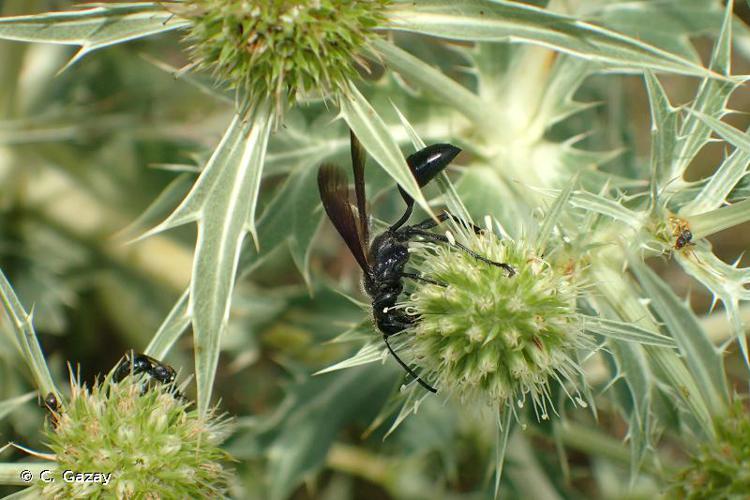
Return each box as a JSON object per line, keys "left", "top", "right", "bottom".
{"left": 39, "top": 374, "right": 231, "bottom": 498}
{"left": 181, "top": 0, "right": 389, "bottom": 117}
{"left": 670, "top": 399, "right": 750, "bottom": 498}
{"left": 400, "top": 218, "right": 589, "bottom": 417}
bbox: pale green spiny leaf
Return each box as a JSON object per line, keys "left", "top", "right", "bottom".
{"left": 583, "top": 316, "right": 677, "bottom": 348}
{"left": 643, "top": 71, "right": 678, "bottom": 202}
{"left": 384, "top": 0, "right": 722, "bottom": 79}
{"left": 687, "top": 108, "right": 750, "bottom": 156}
{"left": 0, "top": 270, "right": 59, "bottom": 399}
{"left": 339, "top": 82, "right": 431, "bottom": 216}
{"left": 584, "top": 0, "right": 724, "bottom": 61}
{"left": 629, "top": 258, "right": 729, "bottom": 415}
{"left": 493, "top": 407, "right": 514, "bottom": 499}
{"left": 0, "top": 3, "right": 188, "bottom": 70}
{"left": 191, "top": 105, "right": 273, "bottom": 415}
{"left": 570, "top": 191, "right": 643, "bottom": 230}
{"left": 0, "top": 392, "right": 36, "bottom": 421}
{"left": 677, "top": 246, "right": 750, "bottom": 369}
{"left": 671, "top": 0, "right": 738, "bottom": 179}
{"left": 144, "top": 289, "right": 190, "bottom": 360}
{"left": 536, "top": 174, "right": 576, "bottom": 256}
{"left": 681, "top": 135, "right": 750, "bottom": 215}
{"left": 374, "top": 38, "right": 489, "bottom": 127}
{"left": 690, "top": 198, "right": 750, "bottom": 240}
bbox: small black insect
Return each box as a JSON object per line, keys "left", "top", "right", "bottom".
{"left": 318, "top": 131, "right": 515, "bottom": 393}
{"left": 41, "top": 392, "right": 61, "bottom": 427}
{"left": 113, "top": 351, "right": 177, "bottom": 386}
{"left": 43, "top": 392, "right": 59, "bottom": 412}
{"left": 675, "top": 228, "right": 693, "bottom": 250}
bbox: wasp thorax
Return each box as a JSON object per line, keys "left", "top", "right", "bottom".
{"left": 404, "top": 230, "right": 585, "bottom": 411}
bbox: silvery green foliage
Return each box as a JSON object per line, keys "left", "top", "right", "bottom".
{"left": 0, "top": 0, "right": 749, "bottom": 498}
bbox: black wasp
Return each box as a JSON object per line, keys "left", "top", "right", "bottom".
{"left": 318, "top": 131, "right": 514, "bottom": 393}
{"left": 113, "top": 351, "right": 178, "bottom": 394}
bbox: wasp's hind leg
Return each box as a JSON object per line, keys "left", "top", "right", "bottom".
{"left": 401, "top": 272, "right": 447, "bottom": 287}
{"left": 406, "top": 228, "right": 516, "bottom": 276}
{"left": 383, "top": 334, "right": 437, "bottom": 393}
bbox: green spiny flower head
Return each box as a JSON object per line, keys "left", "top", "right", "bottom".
{"left": 39, "top": 375, "right": 232, "bottom": 498}
{"left": 401, "top": 220, "right": 588, "bottom": 416}
{"left": 669, "top": 399, "right": 750, "bottom": 499}
{"left": 181, "top": 0, "right": 389, "bottom": 115}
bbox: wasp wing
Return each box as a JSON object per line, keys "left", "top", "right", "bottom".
{"left": 318, "top": 163, "right": 370, "bottom": 272}
{"left": 350, "top": 130, "right": 370, "bottom": 249}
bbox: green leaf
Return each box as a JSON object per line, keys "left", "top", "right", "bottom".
{"left": 0, "top": 463, "right": 56, "bottom": 486}
{"left": 590, "top": 266, "right": 656, "bottom": 472}
{"left": 584, "top": 316, "right": 677, "bottom": 348}
{"left": 647, "top": 346, "right": 715, "bottom": 436}
{"left": 493, "top": 408, "right": 514, "bottom": 499}
{"left": 0, "top": 3, "right": 188, "bottom": 69}
{"left": 689, "top": 198, "right": 750, "bottom": 239}
{"left": 629, "top": 258, "right": 729, "bottom": 415}
{"left": 643, "top": 71, "right": 678, "bottom": 200}
{"left": 384, "top": 0, "right": 722, "bottom": 79}
{"left": 676, "top": 246, "right": 750, "bottom": 369}
{"left": 536, "top": 175, "right": 576, "bottom": 255}
{"left": 144, "top": 289, "right": 190, "bottom": 360}
{"left": 687, "top": 108, "right": 750, "bottom": 156}
{"left": 0, "top": 270, "right": 59, "bottom": 399}
{"left": 239, "top": 158, "right": 324, "bottom": 287}
{"left": 374, "top": 38, "right": 489, "bottom": 127}
{"left": 0, "top": 487, "right": 37, "bottom": 499}
{"left": 585, "top": 0, "right": 724, "bottom": 61}
{"left": 314, "top": 341, "right": 384, "bottom": 375}
{"left": 671, "top": 0, "right": 737, "bottom": 178}
{"left": 267, "top": 366, "right": 393, "bottom": 500}
{"left": 140, "top": 104, "right": 274, "bottom": 415}
{"left": 681, "top": 135, "right": 750, "bottom": 215}
{"left": 0, "top": 391, "right": 36, "bottom": 421}
{"left": 338, "top": 82, "right": 431, "bottom": 216}
{"left": 192, "top": 108, "right": 272, "bottom": 416}
{"left": 606, "top": 340, "right": 653, "bottom": 476}
{"left": 569, "top": 191, "right": 644, "bottom": 230}
{"left": 535, "top": 55, "right": 594, "bottom": 128}
{"left": 118, "top": 173, "right": 194, "bottom": 241}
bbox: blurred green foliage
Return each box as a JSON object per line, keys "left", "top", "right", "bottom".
{"left": 1, "top": 1, "right": 750, "bottom": 499}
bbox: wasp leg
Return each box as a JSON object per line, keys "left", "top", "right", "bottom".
{"left": 383, "top": 334, "right": 437, "bottom": 393}
{"left": 406, "top": 228, "right": 516, "bottom": 276}
{"left": 413, "top": 211, "right": 484, "bottom": 234}
{"left": 401, "top": 272, "right": 447, "bottom": 287}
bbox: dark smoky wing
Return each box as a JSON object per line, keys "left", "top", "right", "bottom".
{"left": 318, "top": 163, "right": 370, "bottom": 271}
{"left": 350, "top": 130, "right": 370, "bottom": 248}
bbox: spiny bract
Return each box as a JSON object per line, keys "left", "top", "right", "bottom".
{"left": 182, "top": 0, "right": 389, "bottom": 115}
{"left": 403, "top": 226, "right": 587, "bottom": 416}
{"left": 39, "top": 375, "right": 231, "bottom": 498}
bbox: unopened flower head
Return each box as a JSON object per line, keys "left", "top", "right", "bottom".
{"left": 39, "top": 375, "right": 231, "bottom": 498}
{"left": 401, "top": 220, "right": 588, "bottom": 417}
{"left": 670, "top": 399, "right": 750, "bottom": 498}
{"left": 181, "top": 0, "right": 389, "bottom": 116}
